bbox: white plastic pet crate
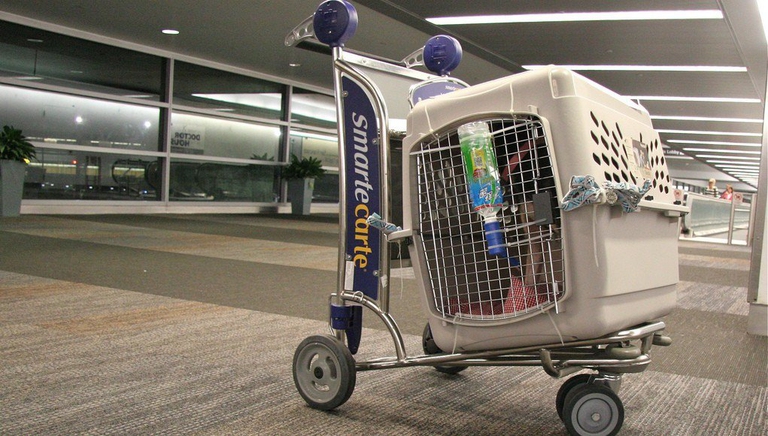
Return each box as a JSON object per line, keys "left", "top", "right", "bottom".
{"left": 403, "top": 66, "right": 685, "bottom": 352}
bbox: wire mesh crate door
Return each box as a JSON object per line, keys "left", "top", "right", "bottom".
{"left": 413, "top": 116, "right": 564, "bottom": 322}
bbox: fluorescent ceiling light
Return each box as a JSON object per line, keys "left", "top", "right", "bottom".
{"left": 706, "top": 160, "right": 760, "bottom": 165}
{"left": 656, "top": 129, "right": 762, "bottom": 137}
{"left": 629, "top": 96, "right": 760, "bottom": 103}
{"left": 720, "top": 168, "right": 760, "bottom": 173}
{"left": 289, "top": 130, "right": 337, "bottom": 142}
{"left": 192, "top": 93, "right": 336, "bottom": 122}
{"left": 714, "top": 163, "right": 760, "bottom": 169}
{"left": 427, "top": 9, "right": 722, "bottom": 25}
{"left": 667, "top": 139, "right": 762, "bottom": 147}
{"left": 523, "top": 65, "right": 746, "bottom": 72}
{"left": 696, "top": 155, "right": 760, "bottom": 160}
{"left": 683, "top": 148, "right": 761, "bottom": 154}
{"left": 652, "top": 115, "right": 762, "bottom": 123}
{"left": 162, "top": 29, "right": 180, "bottom": 35}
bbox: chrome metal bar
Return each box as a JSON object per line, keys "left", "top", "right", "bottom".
{"left": 331, "top": 47, "right": 348, "bottom": 344}
{"left": 334, "top": 291, "right": 407, "bottom": 362}
{"left": 353, "top": 321, "right": 667, "bottom": 371}
{"left": 284, "top": 14, "right": 315, "bottom": 47}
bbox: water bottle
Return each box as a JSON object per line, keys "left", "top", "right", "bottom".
{"left": 458, "top": 121, "right": 506, "bottom": 257}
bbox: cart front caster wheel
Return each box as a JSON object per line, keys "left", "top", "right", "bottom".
{"left": 293, "top": 334, "right": 356, "bottom": 410}
{"left": 562, "top": 384, "right": 624, "bottom": 436}
{"left": 556, "top": 373, "right": 592, "bottom": 420}
{"left": 422, "top": 323, "right": 467, "bottom": 375}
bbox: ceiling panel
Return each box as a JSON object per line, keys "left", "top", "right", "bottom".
{"left": 0, "top": 0, "right": 764, "bottom": 191}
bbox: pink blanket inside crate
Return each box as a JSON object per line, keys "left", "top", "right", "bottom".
{"left": 444, "top": 276, "right": 549, "bottom": 317}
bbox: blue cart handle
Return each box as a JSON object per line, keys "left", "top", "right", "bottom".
{"left": 314, "top": 0, "right": 358, "bottom": 47}
{"left": 423, "top": 35, "right": 463, "bottom": 76}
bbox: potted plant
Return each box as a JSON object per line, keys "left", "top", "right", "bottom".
{"left": 0, "top": 125, "right": 36, "bottom": 217}
{"left": 283, "top": 153, "right": 325, "bottom": 215}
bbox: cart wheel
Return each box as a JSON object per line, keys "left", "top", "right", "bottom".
{"left": 422, "top": 323, "right": 467, "bottom": 375}
{"left": 562, "top": 384, "right": 624, "bottom": 436}
{"left": 292, "top": 335, "right": 356, "bottom": 410}
{"left": 556, "top": 373, "right": 592, "bottom": 420}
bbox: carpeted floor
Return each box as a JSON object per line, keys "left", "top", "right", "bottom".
{"left": 0, "top": 214, "right": 765, "bottom": 435}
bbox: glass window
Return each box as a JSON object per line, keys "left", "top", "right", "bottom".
{"left": 173, "top": 61, "right": 285, "bottom": 120}
{"left": 23, "top": 149, "right": 160, "bottom": 200}
{"left": 170, "top": 112, "right": 280, "bottom": 160}
{"left": 289, "top": 130, "right": 339, "bottom": 203}
{"left": 289, "top": 130, "right": 339, "bottom": 168}
{"left": 169, "top": 159, "right": 279, "bottom": 202}
{"left": 0, "top": 85, "right": 160, "bottom": 151}
{"left": 290, "top": 88, "right": 336, "bottom": 129}
{"left": 0, "top": 21, "right": 164, "bottom": 100}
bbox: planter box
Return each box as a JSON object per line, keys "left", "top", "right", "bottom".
{"left": 288, "top": 178, "right": 315, "bottom": 215}
{"left": 0, "top": 160, "right": 26, "bottom": 217}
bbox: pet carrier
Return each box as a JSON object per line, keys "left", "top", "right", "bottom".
{"left": 403, "top": 66, "right": 687, "bottom": 353}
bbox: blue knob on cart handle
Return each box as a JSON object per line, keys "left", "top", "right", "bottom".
{"left": 423, "top": 35, "right": 463, "bottom": 76}
{"left": 313, "top": 0, "right": 358, "bottom": 47}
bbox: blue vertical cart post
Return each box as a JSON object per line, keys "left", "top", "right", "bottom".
{"left": 287, "top": 0, "right": 466, "bottom": 410}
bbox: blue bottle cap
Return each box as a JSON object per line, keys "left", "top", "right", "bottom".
{"left": 483, "top": 220, "right": 507, "bottom": 257}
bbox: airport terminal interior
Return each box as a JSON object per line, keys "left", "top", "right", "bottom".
{"left": 0, "top": 1, "right": 766, "bottom": 435}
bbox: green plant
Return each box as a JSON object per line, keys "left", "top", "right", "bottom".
{"left": 282, "top": 154, "right": 325, "bottom": 180}
{"left": 0, "top": 125, "right": 36, "bottom": 163}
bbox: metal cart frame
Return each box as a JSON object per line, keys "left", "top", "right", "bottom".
{"left": 288, "top": 2, "right": 672, "bottom": 434}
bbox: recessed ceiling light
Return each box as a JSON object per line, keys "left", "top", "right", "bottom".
{"left": 523, "top": 65, "right": 747, "bottom": 72}
{"left": 289, "top": 63, "right": 301, "bottom": 67}
{"left": 427, "top": 10, "right": 723, "bottom": 25}
{"left": 27, "top": 38, "right": 44, "bottom": 43}
{"left": 652, "top": 115, "right": 762, "bottom": 123}
{"left": 162, "top": 29, "right": 180, "bottom": 35}
{"left": 667, "top": 139, "right": 762, "bottom": 147}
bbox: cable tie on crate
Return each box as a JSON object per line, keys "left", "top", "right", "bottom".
{"left": 547, "top": 310, "right": 565, "bottom": 346}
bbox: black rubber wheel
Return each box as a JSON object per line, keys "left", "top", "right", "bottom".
{"left": 562, "top": 384, "right": 624, "bottom": 436}
{"left": 421, "top": 323, "right": 467, "bottom": 375}
{"left": 292, "top": 335, "right": 356, "bottom": 410}
{"left": 556, "top": 373, "right": 593, "bottom": 420}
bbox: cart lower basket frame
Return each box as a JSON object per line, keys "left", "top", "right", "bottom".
{"left": 331, "top": 289, "right": 669, "bottom": 376}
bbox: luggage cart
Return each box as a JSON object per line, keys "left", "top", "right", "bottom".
{"left": 289, "top": 2, "right": 685, "bottom": 435}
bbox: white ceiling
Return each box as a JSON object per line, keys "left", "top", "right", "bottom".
{"left": 0, "top": 0, "right": 764, "bottom": 192}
